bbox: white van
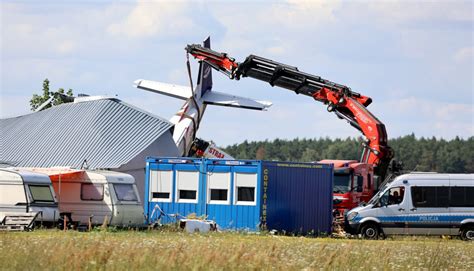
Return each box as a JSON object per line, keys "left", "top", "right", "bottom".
{"left": 345, "top": 173, "right": 474, "bottom": 240}
{"left": 0, "top": 168, "right": 59, "bottom": 225}
{"left": 27, "top": 168, "right": 145, "bottom": 227}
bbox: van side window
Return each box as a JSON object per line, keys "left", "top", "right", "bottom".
{"left": 411, "top": 186, "right": 449, "bottom": 208}
{"left": 450, "top": 187, "right": 474, "bottom": 207}
{"left": 81, "top": 184, "right": 104, "bottom": 201}
{"left": 380, "top": 186, "right": 405, "bottom": 206}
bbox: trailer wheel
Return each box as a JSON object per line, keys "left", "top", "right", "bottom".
{"left": 461, "top": 225, "right": 474, "bottom": 241}
{"left": 360, "top": 223, "right": 380, "bottom": 239}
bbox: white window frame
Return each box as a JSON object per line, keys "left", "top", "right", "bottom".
{"left": 176, "top": 170, "right": 199, "bottom": 204}
{"left": 234, "top": 172, "right": 257, "bottom": 206}
{"left": 149, "top": 170, "right": 173, "bottom": 202}
{"left": 207, "top": 172, "right": 231, "bottom": 205}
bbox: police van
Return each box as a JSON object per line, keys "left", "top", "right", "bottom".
{"left": 345, "top": 173, "right": 474, "bottom": 240}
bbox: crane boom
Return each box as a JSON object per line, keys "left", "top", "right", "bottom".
{"left": 186, "top": 44, "right": 394, "bottom": 180}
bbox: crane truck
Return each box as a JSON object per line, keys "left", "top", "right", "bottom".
{"left": 185, "top": 44, "right": 402, "bottom": 215}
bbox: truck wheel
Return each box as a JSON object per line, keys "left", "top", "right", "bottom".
{"left": 461, "top": 226, "right": 474, "bottom": 241}
{"left": 360, "top": 223, "right": 380, "bottom": 239}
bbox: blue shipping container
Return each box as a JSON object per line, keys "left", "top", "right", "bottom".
{"left": 144, "top": 157, "right": 333, "bottom": 234}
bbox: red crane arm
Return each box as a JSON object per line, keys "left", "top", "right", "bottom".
{"left": 186, "top": 44, "right": 393, "bottom": 179}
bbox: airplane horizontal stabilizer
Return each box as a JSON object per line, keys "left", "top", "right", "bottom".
{"left": 202, "top": 91, "right": 272, "bottom": 111}
{"left": 134, "top": 80, "right": 192, "bottom": 100}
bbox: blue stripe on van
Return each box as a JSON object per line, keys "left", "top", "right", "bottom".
{"left": 354, "top": 215, "right": 473, "bottom": 223}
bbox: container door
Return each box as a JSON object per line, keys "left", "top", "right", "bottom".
{"left": 232, "top": 166, "right": 260, "bottom": 230}
{"left": 204, "top": 166, "right": 232, "bottom": 228}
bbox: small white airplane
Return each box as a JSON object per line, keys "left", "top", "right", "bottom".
{"left": 134, "top": 37, "right": 272, "bottom": 157}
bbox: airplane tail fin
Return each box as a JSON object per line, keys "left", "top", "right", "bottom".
{"left": 194, "top": 37, "right": 213, "bottom": 98}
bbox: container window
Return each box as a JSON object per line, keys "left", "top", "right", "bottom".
{"left": 150, "top": 170, "right": 172, "bottom": 202}
{"left": 29, "top": 185, "right": 55, "bottom": 203}
{"left": 176, "top": 171, "right": 199, "bottom": 203}
{"left": 237, "top": 187, "right": 255, "bottom": 202}
{"left": 81, "top": 184, "right": 104, "bottom": 201}
{"left": 235, "top": 172, "right": 257, "bottom": 205}
{"left": 210, "top": 189, "right": 228, "bottom": 201}
{"left": 179, "top": 190, "right": 197, "bottom": 200}
{"left": 207, "top": 172, "right": 230, "bottom": 204}
{"left": 114, "top": 184, "right": 138, "bottom": 202}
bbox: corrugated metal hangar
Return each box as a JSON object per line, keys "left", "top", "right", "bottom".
{"left": 0, "top": 96, "right": 179, "bottom": 196}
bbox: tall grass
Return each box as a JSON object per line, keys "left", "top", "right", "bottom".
{"left": 0, "top": 230, "right": 472, "bottom": 270}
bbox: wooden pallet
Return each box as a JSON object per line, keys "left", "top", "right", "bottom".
{"left": 0, "top": 213, "right": 39, "bottom": 231}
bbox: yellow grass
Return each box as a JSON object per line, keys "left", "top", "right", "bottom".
{"left": 0, "top": 229, "right": 473, "bottom": 270}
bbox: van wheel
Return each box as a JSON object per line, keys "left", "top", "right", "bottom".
{"left": 461, "top": 226, "right": 474, "bottom": 241}
{"left": 360, "top": 223, "right": 380, "bottom": 239}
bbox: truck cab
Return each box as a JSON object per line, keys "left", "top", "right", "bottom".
{"left": 319, "top": 160, "right": 375, "bottom": 215}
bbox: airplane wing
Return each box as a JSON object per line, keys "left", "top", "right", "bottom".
{"left": 134, "top": 79, "right": 192, "bottom": 100}
{"left": 202, "top": 91, "right": 272, "bottom": 111}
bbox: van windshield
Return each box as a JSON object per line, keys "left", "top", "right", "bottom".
{"left": 29, "top": 185, "right": 55, "bottom": 203}
{"left": 333, "top": 174, "right": 351, "bottom": 194}
{"left": 114, "top": 184, "right": 138, "bottom": 201}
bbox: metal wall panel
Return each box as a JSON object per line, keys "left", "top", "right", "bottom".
{"left": 263, "top": 161, "right": 333, "bottom": 234}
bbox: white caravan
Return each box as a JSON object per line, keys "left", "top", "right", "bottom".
{"left": 0, "top": 168, "right": 58, "bottom": 224}
{"left": 345, "top": 173, "right": 474, "bottom": 240}
{"left": 27, "top": 168, "right": 144, "bottom": 227}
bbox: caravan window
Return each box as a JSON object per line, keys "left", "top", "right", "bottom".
{"left": 29, "top": 185, "right": 54, "bottom": 203}
{"left": 176, "top": 171, "right": 199, "bottom": 203}
{"left": 114, "top": 184, "right": 138, "bottom": 201}
{"left": 207, "top": 172, "right": 230, "bottom": 204}
{"left": 150, "top": 170, "right": 172, "bottom": 202}
{"left": 235, "top": 173, "right": 257, "bottom": 205}
{"left": 81, "top": 184, "right": 104, "bottom": 201}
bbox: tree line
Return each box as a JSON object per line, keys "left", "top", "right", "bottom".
{"left": 223, "top": 134, "right": 474, "bottom": 173}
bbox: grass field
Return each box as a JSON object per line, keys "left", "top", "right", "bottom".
{"left": 1, "top": 229, "right": 473, "bottom": 270}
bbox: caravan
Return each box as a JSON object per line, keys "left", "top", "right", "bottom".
{"left": 0, "top": 168, "right": 58, "bottom": 225}
{"left": 27, "top": 168, "right": 144, "bottom": 227}
{"left": 345, "top": 173, "right": 474, "bottom": 240}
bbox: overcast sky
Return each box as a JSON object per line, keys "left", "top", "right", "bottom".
{"left": 1, "top": 0, "right": 473, "bottom": 146}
